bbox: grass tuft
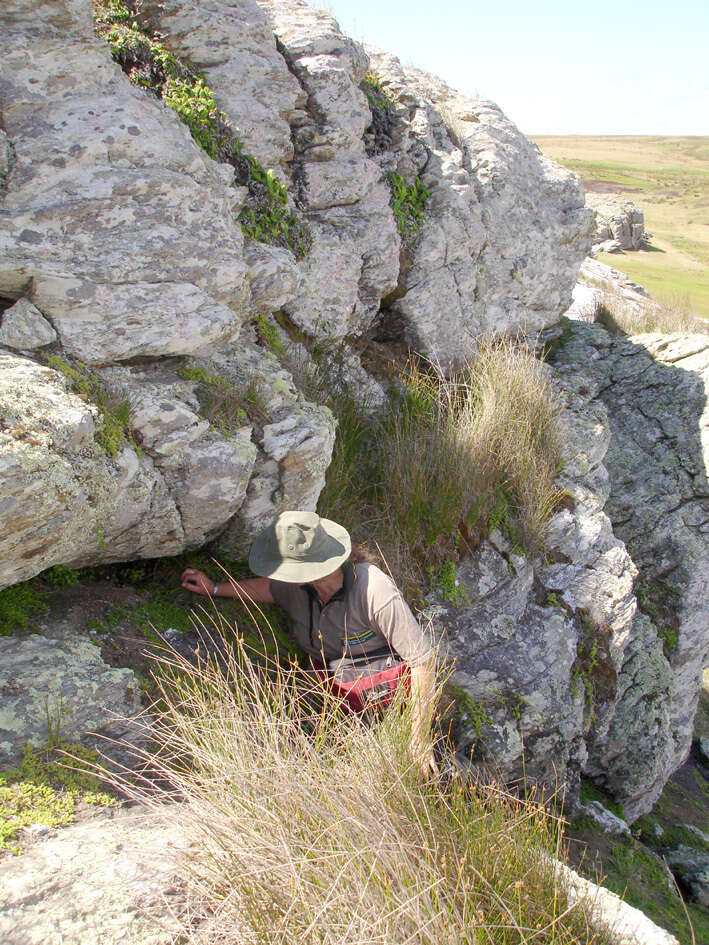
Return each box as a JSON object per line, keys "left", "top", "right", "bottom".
{"left": 315, "top": 338, "right": 564, "bottom": 592}
{"left": 101, "top": 611, "right": 612, "bottom": 944}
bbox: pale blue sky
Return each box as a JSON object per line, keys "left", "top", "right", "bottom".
{"left": 310, "top": 0, "right": 709, "bottom": 135}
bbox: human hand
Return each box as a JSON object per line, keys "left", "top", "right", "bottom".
{"left": 180, "top": 568, "right": 214, "bottom": 595}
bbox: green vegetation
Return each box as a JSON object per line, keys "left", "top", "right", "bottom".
{"left": 1, "top": 741, "right": 117, "bottom": 855}
{"left": 93, "top": 0, "right": 311, "bottom": 258}
{"left": 255, "top": 313, "right": 286, "bottom": 360}
{"left": 387, "top": 172, "right": 430, "bottom": 246}
{"left": 43, "top": 354, "right": 138, "bottom": 458}
{"left": 531, "top": 136, "right": 709, "bottom": 320}
{"left": 449, "top": 684, "right": 493, "bottom": 738}
{"left": 635, "top": 578, "right": 680, "bottom": 658}
{"left": 580, "top": 831, "right": 708, "bottom": 945}
{"left": 360, "top": 71, "right": 396, "bottom": 156}
{"left": 570, "top": 638, "right": 599, "bottom": 716}
{"left": 0, "top": 582, "right": 47, "bottom": 635}
{"left": 317, "top": 337, "right": 565, "bottom": 595}
{"left": 105, "top": 628, "right": 611, "bottom": 944}
{"left": 427, "top": 558, "right": 470, "bottom": 606}
{"left": 178, "top": 365, "right": 249, "bottom": 434}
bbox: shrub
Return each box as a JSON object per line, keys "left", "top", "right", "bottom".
{"left": 104, "top": 617, "right": 611, "bottom": 944}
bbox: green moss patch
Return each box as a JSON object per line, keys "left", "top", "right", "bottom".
{"left": 0, "top": 741, "right": 118, "bottom": 855}
{"left": 93, "top": 0, "right": 311, "bottom": 258}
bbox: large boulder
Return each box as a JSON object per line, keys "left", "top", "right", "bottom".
{"left": 364, "top": 51, "right": 595, "bottom": 369}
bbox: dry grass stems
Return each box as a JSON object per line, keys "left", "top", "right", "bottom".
{"left": 315, "top": 337, "right": 565, "bottom": 590}
{"left": 99, "top": 604, "right": 612, "bottom": 945}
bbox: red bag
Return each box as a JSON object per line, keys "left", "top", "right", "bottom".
{"left": 329, "top": 658, "right": 410, "bottom": 713}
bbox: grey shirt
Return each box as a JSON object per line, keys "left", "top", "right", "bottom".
{"left": 269, "top": 562, "right": 432, "bottom": 668}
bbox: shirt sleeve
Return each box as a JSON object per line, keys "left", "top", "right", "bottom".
{"left": 369, "top": 579, "right": 433, "bottom": 667}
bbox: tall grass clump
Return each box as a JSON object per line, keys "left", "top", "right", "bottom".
{"left": 315, "top": 338, "right": 565, "bottom": 589}
{"left": 107, "top": 611, "right": 610, "bottom": 945}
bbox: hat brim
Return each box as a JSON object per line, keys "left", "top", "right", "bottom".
{"left": 249, "top": 516, "right": 351, "bottom": 583}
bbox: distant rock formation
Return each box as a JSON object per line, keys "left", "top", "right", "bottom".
{"left": 586, "top": 193, "right": 646, "bottom": 253}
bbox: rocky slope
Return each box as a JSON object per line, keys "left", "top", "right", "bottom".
{"left": 1, "top": 0, "right": 708, "bottom": 940}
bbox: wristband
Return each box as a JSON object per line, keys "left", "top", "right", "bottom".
{"left": 213, "top": 582, "right": 219, "bottom": 596}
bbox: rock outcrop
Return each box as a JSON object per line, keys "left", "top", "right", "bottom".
{"left": 587, "top": 193, "right": 646, "bottom": 253}
{"left": 0, "top": 0, "right": 592, "bottom": 586}
{"left": 547, "top": 323, "right": 709, "bottom": 818}
{"left": 432, "top": 361, "right": 638, "bottom": 803}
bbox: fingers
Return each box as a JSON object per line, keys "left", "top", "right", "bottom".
{"left": 180, "top": 568, "right": 210, "bottom": 594}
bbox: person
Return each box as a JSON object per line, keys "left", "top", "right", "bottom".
{"left": 180, "top": 510, "right": 438, "bottom": 776}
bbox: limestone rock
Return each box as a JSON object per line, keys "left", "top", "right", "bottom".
{"left": 0, "top": 0, "right": 250, "bottom": 364}
{"left": 0, "top": 629, "right": 141, "bottom": 767}
{"left": 140, "top": 0, "right": 305, "bottom": 170}
{"left": 557, "top": 860, "right": 680, "bottom": 944}
{"left": 365, "top": 51, "right": 594, "bottom": 370}
{"left": 663, "top": 845, "right": 709, "bottom": 907}
{"left": 244, "top": 241, "right": 303, "bottom": 314}
{"left": 0, "top": 354, "right": 184, "bottom": 588}
{"left": 216, "top": 399, "right": 336, "bottom": 554}
{"left": 565, "top": 257, "right": 659, "bottom": 326}
{"left": 548, "top": 321, "right": 709, "bottom": 817}
{"left": 579, "top": 801, "right": 631, "bottom": 836}
{"left": 0, "top": 808, "right": 188, "bottom": 945}
{"left": 587, "top": 193, "right": 646, "bottom": 251}
{"left": 0, "top": 298, "right": 57, "bottom": 350}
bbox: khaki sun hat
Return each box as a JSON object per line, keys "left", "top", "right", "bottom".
{"left": 249, "top": 510, "right": 351, "bottom": 583}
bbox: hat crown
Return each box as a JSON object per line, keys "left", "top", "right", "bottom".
{"left": 249, "top": 511, "right": 351, "bottom": 582}
{"left": 276, "top": 513, "right": 324, "bottom": 561}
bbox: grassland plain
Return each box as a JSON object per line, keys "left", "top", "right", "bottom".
{"left": 531, "top": 136, "right": 709, "bottom": 319}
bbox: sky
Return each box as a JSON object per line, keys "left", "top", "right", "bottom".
{"left": 309, "top": 0, "right": 709, "bottom": 136}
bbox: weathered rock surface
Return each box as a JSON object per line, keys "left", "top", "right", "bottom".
{"left": 0, "top": 625, "right": 142, "bottom": 767}
{"left": 548, "top": 322, "right": 709, "bottom": 818}
{"left": 0, "top": 1, "right": 251, "bottom": 364}
{"left": 565, "top": 257, "right": 660, "bottom": 327}
{"left": 365, "top": 51, "right": 594, "bottom": 369}
{"left": 432, "top": 368, "right": 637, "bottom": 800}
{"left": 0, "top": 807, "right": 188, "bottom": 945}
{"left": 663, "top": 844, "right": 709, "bottom": 907}
{"left": 0, "top": 353, "right": 184, "bottom": 588}
{"left": 0, "top": 297, "right": 57, "bottom": 350}
{"left": 587, "top": 193, "right": 646, "bottom": 252}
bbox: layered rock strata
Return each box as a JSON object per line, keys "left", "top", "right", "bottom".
{"left": 586, "top": 192, "right": 646, "bottom": 253}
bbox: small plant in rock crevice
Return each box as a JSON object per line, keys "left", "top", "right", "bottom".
{"left": 361, "top": 72, "right": 397, "bottom": 156}
{"left": 93, "top": 0, "right": 311, "bottom": 258}
{"left": 387, "top": 171, "right": 430, "bottom": 246}
{"left": 43, "top": 354, "right": 139, "bottom": 458}
{"left": 178, "top": 365, "right": 250, "bottom": 435}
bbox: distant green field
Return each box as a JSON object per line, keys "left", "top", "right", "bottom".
{"left": 531, "top": 136, "right": 709, "bottom": 320}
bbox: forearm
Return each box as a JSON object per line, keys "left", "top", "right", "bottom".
{"left": 180, "top": 568, "right": 274, "bottom": 603}
{"left": 409, "top": 656, "right": 437, "bottom": 740}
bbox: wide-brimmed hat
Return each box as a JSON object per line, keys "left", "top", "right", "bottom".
{"left": 249, "top": 511, "right": 351, "bottom": 583}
